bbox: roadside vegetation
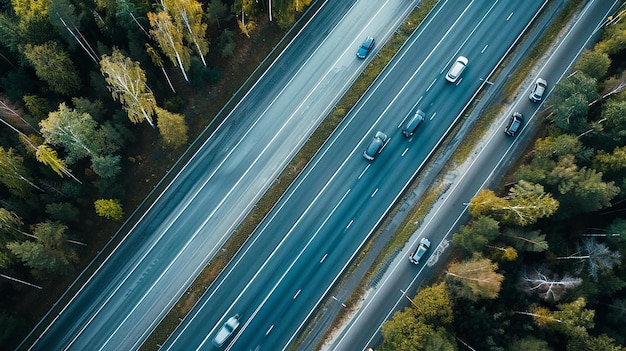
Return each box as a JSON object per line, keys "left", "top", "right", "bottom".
{"left": 378, "top": 6, "right": 626, "bottom": 351}
{"left": 0, "top": 0, "right": 312, "bottom": 348}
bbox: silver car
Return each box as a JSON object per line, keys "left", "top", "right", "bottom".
{"left": 409, "top": 238, "right": 430, "bottom": 265}
{"left": 446, "top": 56, "right": 468, "bottom": 83}
{"left": 212, "top": 315, "right": 240, "bottom": 347}
{"left": 529, "top": 78, "right": 547, "bottom": 102}
{"left": 363, "top": 131, "right": 389, "bottom": 160}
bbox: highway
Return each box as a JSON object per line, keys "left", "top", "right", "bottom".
{"left": 330, "top": 0, "right": 621, "bottom": 350}
{"left": 160, "top": 0, "right": 554, "bottom": 350}
{"left": 21, "top": 0, "right": 419, "bottom": 350}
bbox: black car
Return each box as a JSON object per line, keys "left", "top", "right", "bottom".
{"left": 363, "top": 131, "right": 389, "bottom": 160}
{"left": 505, "top": 112, "right": 523, "bottom": 136}
{"left": 356, "top": 36, "right": 375, "bottom": 59}
{"left": 402, "top": 109, "right": 425, "bottom": 137}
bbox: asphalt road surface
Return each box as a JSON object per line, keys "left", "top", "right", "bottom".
{"left": 160, "top": 0, "right": 568, "bottom": 350}
{"left": 330, "top": 0, "right": 621, "bottom": 350}
{"left": 21, "top": 0, "right": 419, "bottom": 350}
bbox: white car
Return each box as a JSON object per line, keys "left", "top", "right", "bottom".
{"left": 212, "top": 315, "right": 240, "bottom": 347}
{"left": 446, "top": 56, "right": 468, "bottom": 83}
{"left": 529, "top": 78, "right": 547, "bottom": 102}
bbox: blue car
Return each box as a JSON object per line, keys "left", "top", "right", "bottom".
{"left": 356, "top": 36, "right": 375, "bottom": 59}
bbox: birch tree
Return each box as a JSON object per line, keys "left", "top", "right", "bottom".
{"left": 556, "top": 239, "right": 622, "bottom": 281}
{"left": 0, "top": 147, "right": 42, "bottom": 197}
{"left": 469, "top": 181, "right": 559, "bottom": 226}
{"left": 35, "top": 144, "right": 80, "bottom": 183}
{"left": 162, "top": 0, "right": 208, "bottom": 66}
{"left": 0, "top": 208, "right": 23, "bottom": 268}
{"left": 146, "top": 43, "right": 176, "bottom": 93}
{"left": 0, "top": 96, "right": 38, "bottom": 134}
{"left": 503, "top": 228, "right": 549, "bottom": 252}
{"left": 148, "top": 11, "right": 190, "bottom": 82}
{"left": 518, "top": 298, "right": 594, "bottom": 339}
{"left": 445, "top": 253, "right": 504, "bottom": 300}
{"left": 519, "top": 267, "right": 582, "bottom": 301}
{"left": 100, "top": 48, "right": 157, "bottom": 127}
{"left": 40, "top": 103, "right": 98, "bottom": 163}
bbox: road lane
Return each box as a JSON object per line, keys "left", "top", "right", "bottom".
{"left": 331, "top": 0, "right": 621, "bottom": 349}
{"left": 160, "top": 1, "right": 550, "bottom": 350}
{"left": 23, "top": 0, "right": 421, "bottom": 350}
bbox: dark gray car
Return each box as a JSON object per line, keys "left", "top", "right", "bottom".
{"left": 402, "top": 109, "right": 425, "bottom": 137}
{"left": 363, "top": 131, "right": 389, "bottom": 160}
{"left": 504, "top": 112, "right": 523, "bottom": 136}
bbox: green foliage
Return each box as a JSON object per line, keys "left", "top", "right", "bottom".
{"left": 40, "top": 103, "right": 99, "bottom": 163}
{"left": 156, "top": 107, "right": 188, "bottom": 149}
{"left": 568, "top": 334, "right": 624, "bottom": 351}
{"left": 595, "top": 16, "right": 626, "bottom": 55}
{"left": 0, "top": 207, "right": 23, "bottom": 268}
{"left": 94, "top": 198, "right": 123, "bottom": 220}
{"left": 601, "top": 99, "right": 626, "bottom": 146}
{"left": 23, "top": 94, "right": 54, "bottom": 120}
{"left": 548, "top": 72, "right": 598, "bottom": 133}
{"left": 219, "top": 29, "right": 235, "bottom": 57}
{"left": 91, "top": 155, "right": 121, "bottom": 178}
{"left": 163, "top": 96, "right": 185, "bottom": 113}
{"left": 508, "top": 336, "right": 553, "bottom": 351}
{"left": 593, "top": 146, "right": 626, "bottom": 174}
{"left": 528, "top": 298, "right": 595, "bottom": 339}
{"left": 575, "top": 49, "right": 611, "bottom": 80}
{"left": 381, "top": 308, "right": 434, "bottom": 351}
{"left": 45, "top": 202, "right": 79, "bottom": 223}
{"left": 452, "top": 216, "right": 500, "bottom": 253}
{"left": 6, "top": 220, "right": 78, "bottom": 276}
{"left": 22, "top": 41, "right": 81, "bottom": 95}
{"left": 503, "top": 228, "right": 549, "bottom": 252}
{"left": 0, "top": 146, "right": 33, "bottom": 198}
{"left": 189, "top": 61, "right": 221, "bottom": 87}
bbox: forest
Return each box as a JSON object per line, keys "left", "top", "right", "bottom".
{"left": 379, "top": 10, "right": 626, "bottom": 351}
{"left": 0, "top": 0, "right": 312, "bottom": 347}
